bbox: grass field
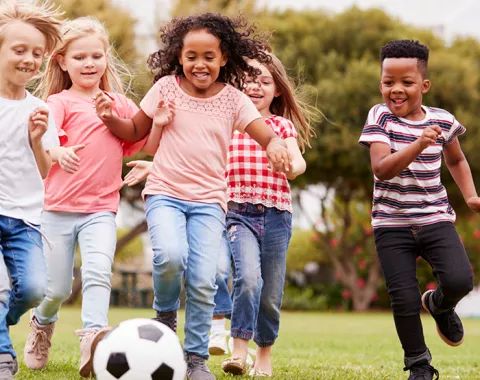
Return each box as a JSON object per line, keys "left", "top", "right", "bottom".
{"left": 9, "top": 307, "right": 480, "bottom": 379}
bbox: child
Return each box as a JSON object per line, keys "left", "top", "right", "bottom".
{"left": 95, "top": 13, "right": 291, "bottom": 380}
{"left": 126, "top": 53, "right": 315, "bottom": 377}
{"left": 0, "top": 2, "right": 62, "bottom": 379}
{"left": 359, "top": 40, "right": 479, "bottom": 380}
{"left": 220, "top": 53, "right": 313, "bottom": 377}
{"left": 22, "top": 17, "right": 169, "bottom": 378}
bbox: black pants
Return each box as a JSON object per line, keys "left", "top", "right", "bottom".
{"left": 374, "top": 222, "right": 473, "bottom": 362}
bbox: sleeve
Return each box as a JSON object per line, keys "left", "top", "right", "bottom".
{"left": 115, "top": 94, "right": 148, "bottom": 156}
{"left": 41, "top": 103, "right": 60, "bottom": 151}
{"left": 278, "top": 117, "right": 298, "bottom": 139}
{"left": 358, "top": 105, "right": 390, "bottom": 149}
{"left": 46, "top": 95, "right": 68, "bottom": 146}
{"left": 140, "top": 76, "right": 169, "bottom": 119}
{"left": 233, "top": 92, "right": 262, "bottom": 133}
{"left": 445, "top": 116, "right": 466, "bottom": 145}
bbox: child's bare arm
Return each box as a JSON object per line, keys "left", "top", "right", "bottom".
{"left": 245, "top": 118, "right": 292, "bottom": 173}
{"left": 370, "top": 125, "right": 442, "bottom": 180}
{"left": 123, "top": 160, "right": 153, "bottom": 186}
{"left": 284, "top": 137, "right": 306, "bottom": 180}
{"left": 29, "top": 108, "right": 52, "bottom": 179}
{"left": 94, "top": 91, "right": 153, "bottom": 142}
{"left": 444, "top": 138, "right": 480, "bottom": 212}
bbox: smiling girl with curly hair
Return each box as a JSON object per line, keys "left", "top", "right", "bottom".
{"left": 94, "top": 12, "right": 292, "bottom": 380}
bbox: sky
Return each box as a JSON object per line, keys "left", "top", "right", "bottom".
{"left": 114, "top": 0, "right": 480, "bottom": 52}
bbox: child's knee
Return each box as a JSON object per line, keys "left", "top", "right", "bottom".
{"left": 390, "top": 287, "right": 422, "bottom": 316}
{"left": 442, "top": 273, "right": 474, "bottom": 298}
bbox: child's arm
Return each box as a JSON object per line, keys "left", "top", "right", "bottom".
{"left": 123, "top": 160, "right": 153, "bottom": 186}
{"left": 285, "top": 137, "right": 306, "bottom": 180}
{"left": 142, "top": 100, "right": 176, "bottom": 156}
{"left": 444, "top": 138, "right": 480, "bottom": 213}
{"left": 245, "top": 118, "right": 292, "bottom": 173}
{"left": 370, "top": 125, "right": 442, "bottom": 180}
{"left": 29, "top": 108, "right": 52, "bottom": 179}
{"left": 94, "top": 91, "right": 152, "bottom": 142}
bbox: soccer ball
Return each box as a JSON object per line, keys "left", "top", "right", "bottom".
{"left": 94, "top": 318, "right": 187, "bottom": 380}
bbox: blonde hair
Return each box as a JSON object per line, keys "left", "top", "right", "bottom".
{"left": 0, "top": 0, "right": 62, "bottom": 56}
{"left": 262, "top": 53, "right": 318, "bottom": 152}
{"left": 37, "top": 16, "right": 131, "bottom": 100}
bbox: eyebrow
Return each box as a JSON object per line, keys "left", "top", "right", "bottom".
{"left": 184, "top": 50, "right": 216, "bottom": 54}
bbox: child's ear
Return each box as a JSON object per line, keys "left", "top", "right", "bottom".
{"left": 56, "top": 55, "right": 67, "bottom": 71}
{"left": 221, "top": 55, "right": 228, "bottom": 67}
{"left": 421, "top": 79, "right": 431, "bottom": 94}
{"left": 178, "top": 55, "right": 183, "bottom": 66}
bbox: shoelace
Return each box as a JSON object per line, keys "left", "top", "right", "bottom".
{"left": 0, "top": 360, "right": 14, "bottom": 373}
{"left": 411, "top": 365, "right": 440, "bottom": 380}
{"left": 155, "top": 311, "right": 177, "bottom": 332}
{"left": 27, "top": 322, "right": 51, "bottom": 359}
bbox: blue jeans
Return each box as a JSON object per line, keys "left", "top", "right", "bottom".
{"left": 213, "top": 230, "right": 232, "bottom": 317}
{"left": 145, "top": 195, "right": 225, "bottom": 359}
{"left": 228, "top": 203, "right": 292, "bottom": 347}
{"left": 0, "top": 215, "right": 47, "bottom": 357}
{"left": 34, "top": 211, "right": 117, "bottom": 329}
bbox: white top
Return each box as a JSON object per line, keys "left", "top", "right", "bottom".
{"left": 0, "top": 91, "right": 59, "bottom": 225}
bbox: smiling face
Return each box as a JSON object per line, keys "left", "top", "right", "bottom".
{"left": 244, "top": 60, "right": 279, "bottom": 117}
{"left": 0, "top": 21, "right": 46, "bottom": 97}
{"left": 178, "top": 28, "right": 227, "bottom": 97}
{"left": 380, "top": 58, "right": 430, "bottom": 121}
{"left": 57, "top": 33, "right": 107, "bottom": 95}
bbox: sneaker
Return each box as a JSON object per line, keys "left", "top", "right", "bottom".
{"left": 153, "top": 310, "right": 177, "bottom": 333}
{"left": 422, "top": 290, "right": 464, "bottom": 346}
{"left": 24, "top": 314, "right": 55, "bottom": 370}
{"left": 407, "top": 363, "right": 439, "bottom": 380}
{"left": 186, "top": 354, "right": 215, "bottom": 380}
{"left": 75, "top": 327, "right": 111, "bottom": 378}
{"left": 0, "top": 354, "right": 17, "bottom": 380}
{"left": 208, "top": 330, "right": 228, "bottom": 355}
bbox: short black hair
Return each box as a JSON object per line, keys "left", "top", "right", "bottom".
{"left": 380, "top": 40, "right": 429, "bottom": 77}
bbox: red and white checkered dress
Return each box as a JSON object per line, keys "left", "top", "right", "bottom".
{"left": 226, "top": 115, "right": 298, "bottom": 212}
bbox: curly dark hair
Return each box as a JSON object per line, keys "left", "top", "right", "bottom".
{"left": 147, "top": 13, "right": 272, "bottom": 88}
{"left": 380, "top": 40, "right": 429, "bottom": 77}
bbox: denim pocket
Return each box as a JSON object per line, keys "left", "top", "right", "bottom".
{"left": 280, "top": 210, "right": 293, "bottom": 231}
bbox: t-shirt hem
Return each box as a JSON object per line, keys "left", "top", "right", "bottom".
{"left": 143, "top": 190, "right": 227, "bottom": 213}
{"left": 43, "top": 205, "right": 118, "bottom": 214}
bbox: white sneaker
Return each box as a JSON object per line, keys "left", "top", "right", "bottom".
{"left": 208, "top": 330, "right": 229, "bottom": 355}
{"left": 228, "top": 337, "right": 255, "bottom": 366}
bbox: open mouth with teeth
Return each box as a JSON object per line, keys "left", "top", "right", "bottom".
{"left": 249, "top": 94, "right": 263, "bottom": 100}
{"left": 17, "top": 68, "right": 32, "bottom": 73}
{"left": 391, "top": 98, "right": 407, "bottom": 106}
{"left": 193, "top": 73, "right": 208, "bottom": 79}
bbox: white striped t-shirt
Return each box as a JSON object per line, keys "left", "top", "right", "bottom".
{"left": 359, "top": 104, "right": 465, "bottom": 228}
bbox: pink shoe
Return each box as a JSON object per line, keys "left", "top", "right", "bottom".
{"left": 75, "top": 327, "right": 111, "bottom": 378}
{"left": 23, "top": 314, "right": 55, "bottom": 370}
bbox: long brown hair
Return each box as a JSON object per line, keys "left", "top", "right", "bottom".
{"left": 263, "top": 53, "right": 318, "bottom": 152}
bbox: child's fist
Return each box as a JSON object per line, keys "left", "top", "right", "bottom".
{"left": 28, "top": 107, "right": 49, "bottom": 144}
{"left": 417, "top": 125, "right": 442, "bottom": 150}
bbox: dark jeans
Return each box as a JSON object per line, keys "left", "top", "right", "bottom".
{"left": 374, "top": 222, "right": 473, "bottom": 363}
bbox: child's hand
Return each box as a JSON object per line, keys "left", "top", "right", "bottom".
{"left": 417, "top": 125, "right": 442, "bottom": 150}
{"left": 93, "top": 91, "right": 114, "bottom": 121}
{"left": 123, "top": 160, "right": 153, "bottom": 186}
{"left": 153, "top": 100, "right": 175, "bottom": 128}
{"left": 28, "top": 107, "right": 49, "bottom": 144}
{"left": 467, "top": 197, "right": 480, "bottom": 214}
{"left": 58, "top": 145, "right": 85, "bottom": 174}
{"left": 266, "top": 137, "right": 293, "bottom": 174}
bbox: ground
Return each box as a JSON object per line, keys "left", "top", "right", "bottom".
{"left": 10, "top": 308, "right": 480, "bottom": 379}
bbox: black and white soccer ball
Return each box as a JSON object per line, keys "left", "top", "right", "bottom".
{"left": 94, "top": 318, "right": 187, "bottom": 380}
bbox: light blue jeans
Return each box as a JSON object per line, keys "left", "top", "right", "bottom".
{"left": 213, "top": 230, "right": 232, "bottom": 317}
{"left": 228, "top": 203, "right": 292, "bottom": 347}
{"left": 0, "top": 215, "right": 47, "bottom": 357}
{"left": 145, "top": 195, "right": 225, "bottom": 359}
{"left": 34, "top": 211, "right": 117, "bottom": 329}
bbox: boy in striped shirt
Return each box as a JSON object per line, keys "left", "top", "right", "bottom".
{"left": 359, "top": 40, "right": 480, "bottom": 380}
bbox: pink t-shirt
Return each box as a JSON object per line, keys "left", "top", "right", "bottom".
{"left": 140, "top": 75, "right": 261, "bottom": 211}
{"left": 44, "top": 90, "right": 145, "bottom": 213}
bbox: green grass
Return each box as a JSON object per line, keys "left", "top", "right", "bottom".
{"left": 10, "top": 308, "right": 480, "bottom": 379}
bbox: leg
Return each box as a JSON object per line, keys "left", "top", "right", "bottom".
{"left": 374, "top": 227, "right": 430, "bottom": 370}
{"left": 34, "top": 211, "right": 77, "bottom": 325}
{"left": 0, "top": 234, "right": 13, "bottom": 357}
{"left": 77, "top": 212, "right": 117, "bottom": 329}
{"left": 183, "top": 202, "right": 225, "bottom": 359}
{"left": 253, "top": 209, "right": 292, "bottom": 375}
{"left": 146, "top": 195, "right": 188, "bottom": 315}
